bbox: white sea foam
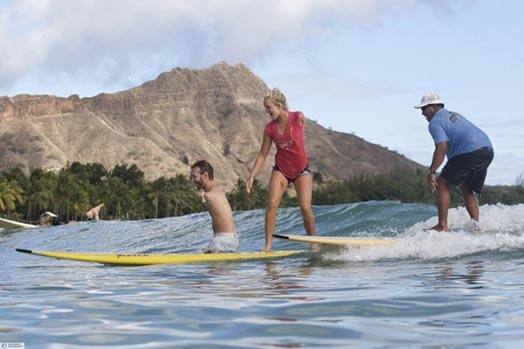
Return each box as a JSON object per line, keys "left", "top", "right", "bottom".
{"left": 326, "top": 204, "right": 524, "bottom": 262}
{"left": 409, "top": 203, "right": 524, "bottom": 234}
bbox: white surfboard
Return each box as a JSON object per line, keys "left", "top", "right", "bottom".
{"left": 0, "top": 217, "right": 37, "bottom": 230}
{"left": 273, "top": 234, "right": 397, "bottom": 247}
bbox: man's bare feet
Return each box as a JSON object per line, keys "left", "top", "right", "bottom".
{"left": 426, "top": 224, "right": 448, "bottom": 232}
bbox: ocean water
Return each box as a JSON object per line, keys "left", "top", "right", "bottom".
{"left": 1, "top": 201, "right": 524, "bottom": 348}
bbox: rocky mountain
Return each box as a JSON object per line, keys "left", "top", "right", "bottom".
{"left": 0, "top": 62, "right": 423, "bottom": 189}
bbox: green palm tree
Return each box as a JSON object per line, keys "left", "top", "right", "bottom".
{"left": 104, "top": 176, "right": 128, "bottom": 219}
{"left": 146, "top": 177, "right": 170, "bottom": 219}
{"left": 169, "top": 175, "right": 204, "bottom": 216}
{"left": 0, "top": 178, "right": 24, "bottom": 213}
{"left": 23, "top": 169, "right": 55, "bottom": 222}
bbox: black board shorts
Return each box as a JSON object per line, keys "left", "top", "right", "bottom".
{"left": 441, "top": 147, "right": 494, "bottom": 196}
{"left": 272, "top": 164, "right": 311, "bottom": 184}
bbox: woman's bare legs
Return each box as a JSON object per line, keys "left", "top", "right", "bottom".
{"left": 264, "top": 171, "right": 288, "bottom": 251}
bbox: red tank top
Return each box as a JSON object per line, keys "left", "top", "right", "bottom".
{"left": 264, "top": 111, "right": 308, "bottom": 179}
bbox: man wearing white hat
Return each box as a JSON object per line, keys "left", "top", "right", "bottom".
{"left": 415, "top": 92, "right": 494, "bottom": 231}
{"left": 39, "top": 211, "right": 60, "bottom": 226}
{"left": 38, "top": 203, "right": 104, "bottom": 226}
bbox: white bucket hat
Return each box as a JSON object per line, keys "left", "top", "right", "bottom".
{"left": 414, "top": 92, "right": 444, "bottom": 108}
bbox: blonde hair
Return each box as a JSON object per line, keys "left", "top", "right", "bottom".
{"left": 39, "top": 214, "right": 52, "bottom": 225}
{"left": 264, "top": 88, "right": 288, "bottom": 110}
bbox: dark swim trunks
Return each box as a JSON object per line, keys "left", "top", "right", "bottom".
{"left": 272, "top": 164, "right": 311, "bottom": 184}
{"left": 441, "top": 147, "right": 494, "bottom": 196}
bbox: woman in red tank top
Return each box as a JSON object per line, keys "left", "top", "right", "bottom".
{"left": 246, "top": 88, "right": 316, "bottom": 252}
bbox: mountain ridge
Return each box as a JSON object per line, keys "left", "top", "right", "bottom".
{"left": 0, "top": 62, "right": 423, "bottom": 190}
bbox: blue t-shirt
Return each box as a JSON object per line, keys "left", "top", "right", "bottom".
{"left": 428, "top": 108, "right": 492, "bottom": 159}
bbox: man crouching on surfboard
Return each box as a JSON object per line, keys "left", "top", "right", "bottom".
{"left": 190, "top": 160, "right": 238, "bottom": 253}
{"left": 415, "top": 92, "right": 493, "bottom": 232}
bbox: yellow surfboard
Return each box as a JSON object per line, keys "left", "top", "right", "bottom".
{"left": 273, "top": 234, "right": 397, "bottom": 247}
{"left": 15, "top": 248, "right": 304, "bottom": 266}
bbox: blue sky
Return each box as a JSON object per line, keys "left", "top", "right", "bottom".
{"left": 1, "top": 0, "right": 522, "bottom": 185}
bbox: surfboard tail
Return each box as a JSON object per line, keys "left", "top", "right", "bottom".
{"left": 273, "top": 234, "right": 291, "bottom": 240}
{"left": 273, "top": 234, "right": 398, "bottom": 247}
{"left": 15, "top": 248, "right": 33, "bottom": 254}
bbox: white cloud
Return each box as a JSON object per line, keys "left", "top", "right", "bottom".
{"left": 0, "top": 0, "right": 455, "bottom": 94}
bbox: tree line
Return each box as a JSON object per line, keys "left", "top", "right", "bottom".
{"left": 311, "top": 169, "right": 524, "bottom": 206}
{"left": 1, "top": 163, "right": 523, "bottom": 223}
{"left": 0, "top": 162, "right": 204, "bottom": 223}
